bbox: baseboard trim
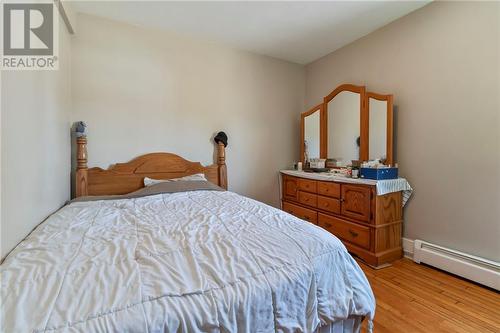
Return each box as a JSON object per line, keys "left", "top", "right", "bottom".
{"left": 402, "top": 237, "right": 414, "bottom": 259}
{"left": 413, "top": 239, "right": 500, "bottom": 291}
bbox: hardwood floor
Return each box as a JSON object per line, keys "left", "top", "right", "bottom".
{"left": 358, "top": 258, "right": 500, "bottom": 333}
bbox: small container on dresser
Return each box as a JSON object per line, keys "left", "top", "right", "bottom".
{"left": 281, "top": 172, "right": 403, "bottom": 268}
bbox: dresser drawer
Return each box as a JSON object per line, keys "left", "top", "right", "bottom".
{"left": 318, "top": 182, "right": 340, "bottom": 198}
{"left": 298, "top": 191, "right": 317, "bottom": 208}
{"left": 283, "top": 202, "right": 317, "bottom": 224}
{"left": 317, "top": 196, "right": 340, "bottom": 214}
{"left": 297, "top": 178, "right": 317, "bottom": 193}
{"left": 318, "top": 213, "right": 370, "bottom": 250}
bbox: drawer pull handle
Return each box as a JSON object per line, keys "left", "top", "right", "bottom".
{"left": 349, "top": 230, "right": 359, "bottom": 237}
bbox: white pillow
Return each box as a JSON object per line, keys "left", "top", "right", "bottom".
{"left": 143, "top": 173, "right": 207, "bottom": 186}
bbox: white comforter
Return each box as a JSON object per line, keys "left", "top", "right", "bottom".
{"left": 1, "top": 189, "right": 375, "bottom": 332}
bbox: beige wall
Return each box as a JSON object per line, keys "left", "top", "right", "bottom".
{"left": 71, "top": 14, "right": 304, "bottom": 207}
{"left": 1, "top": 17, "right": 73, "bottom": 258}
{"left": 306, "top": 2, "right": 500, "bottom": 261}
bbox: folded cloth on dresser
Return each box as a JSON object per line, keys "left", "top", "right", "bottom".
{"left": 1, "top": 181, "right": 375, "bottom": 333}
{"left": 376, "top": 177, "right": 413, "bottom": 206}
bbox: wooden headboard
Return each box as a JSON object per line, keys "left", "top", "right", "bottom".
{"left": 75, "top": 136, "right": 227, "bottom": 197}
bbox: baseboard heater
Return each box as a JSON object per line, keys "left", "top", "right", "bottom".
{"left": 413, "top": 240, "right": 500, "bottom": 291}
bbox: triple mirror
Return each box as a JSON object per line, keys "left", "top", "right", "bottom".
{"left": 300, "top": 84, "right": 394, "bottom": 166}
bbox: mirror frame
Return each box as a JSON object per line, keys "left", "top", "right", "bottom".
{"left": 300, "top": 103, "right": 324, "bottom": 163}
{"left": 323, "top": 84, "right": 368, "bottom": 162}
{"left": 366, "top": 92, "right": 394, "bottom": 166}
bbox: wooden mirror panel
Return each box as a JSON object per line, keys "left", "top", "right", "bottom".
{"left": 323, "top": 84, "right": 367, "bottom": 165}
{"left": 300, "top": 103, "right": 324, "bottom": 163}
{"left": 366, "top": 92, "right": 394, "bottom": 166}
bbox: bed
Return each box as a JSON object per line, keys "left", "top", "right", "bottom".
{"left": 0, "top": 135, "right": 375, "bottom": 332}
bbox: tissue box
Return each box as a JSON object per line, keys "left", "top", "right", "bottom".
{"left": 360, "top": 167, "right": 398, "bottom": 180}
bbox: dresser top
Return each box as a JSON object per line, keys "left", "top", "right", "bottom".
{"left": 280, "top": 169, "right": 378, "bottom": 185}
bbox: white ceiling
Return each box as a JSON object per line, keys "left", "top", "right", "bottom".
{"left": 71, "top": 1, "right": 430, "bottom": 64}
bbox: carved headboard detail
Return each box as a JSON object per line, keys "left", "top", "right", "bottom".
{"left": 75, "top": 136, "right": 227, "bottom": 197}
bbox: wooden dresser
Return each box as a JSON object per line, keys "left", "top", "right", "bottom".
{"left": 281, "top": 171, "right": 403, "bottom": 267}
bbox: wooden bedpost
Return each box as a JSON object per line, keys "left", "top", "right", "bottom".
{"left": 76, "top": 136, "right": 88, "bottom": 197}
{"left": 217, "top": 142, "right": 227, "bottom": 189}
